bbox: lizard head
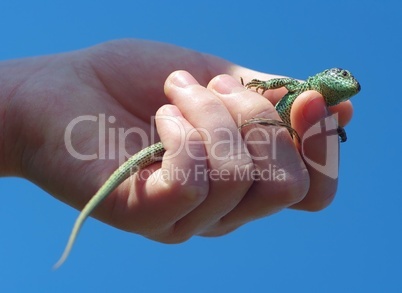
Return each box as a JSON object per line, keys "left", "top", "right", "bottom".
{"left": 317, "top": 68, "right": 361, "bottom": 106}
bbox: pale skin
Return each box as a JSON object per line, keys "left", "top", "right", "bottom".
{"left": 0, "top": 39, "right": 353, "bottom": 243}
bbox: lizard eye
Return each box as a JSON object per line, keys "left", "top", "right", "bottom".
{"left": 341, "top": 70, "right": 349, "bottom": 77}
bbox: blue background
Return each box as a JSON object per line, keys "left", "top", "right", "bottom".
{"left": 0, "top": 0, "right": 400, "bottom": 292}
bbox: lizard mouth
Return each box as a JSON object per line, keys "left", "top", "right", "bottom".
{"left": 356, "top": 81, "right": 361, "bottom": 92}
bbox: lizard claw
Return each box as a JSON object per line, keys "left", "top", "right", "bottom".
{"left": 244, "top": 79, "right": 269, "bottom": 94}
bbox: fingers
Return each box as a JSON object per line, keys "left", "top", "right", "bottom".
{"left": 132, "top": 104, "right": 210, "bottom": 236}
{"left": 289, "top": 91, "right": 344, "bottom": 210}
{"left": 203, "top": 74, "right": 309, "bottom": 234}
{"left": 113, "top": 102, "right": 210, "bottom": 238}
{"left": 162, "top": 71, "right": 255, "bottom": 240}
{"left": 126, "top": 70, "right": 254, "bottom": 243}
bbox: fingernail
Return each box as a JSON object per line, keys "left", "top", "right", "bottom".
{"left": 303, "top": 96, "right": 329, "bottom": 124}
{"left": 170, "top": 71, "right": 198, "bottom": 88}
{"left": 212, "top": 75, "right": 245, "bottom": 94}
{"left": 160, "top": 104, "right": 182, "bottom": 117}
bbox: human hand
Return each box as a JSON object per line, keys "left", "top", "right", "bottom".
{"left": 0, "top": 39, "right": 353, "bottom": 242}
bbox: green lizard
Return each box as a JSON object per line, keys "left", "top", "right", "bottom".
{"left": 240, "top": 67, "right": 360, "bottom": 142}
{"left": 53, "top": 68, "right": 361, "bottom": 269}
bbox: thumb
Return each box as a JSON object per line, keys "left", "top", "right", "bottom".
{"left": 289, "top": 91, "right": 340, "bottom": 211}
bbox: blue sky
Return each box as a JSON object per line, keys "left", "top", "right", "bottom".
{"left": 0, "top": 0, "right": 400, "bottom": 292}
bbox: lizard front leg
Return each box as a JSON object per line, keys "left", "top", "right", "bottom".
{"left": 245, "top": 77, "right": 300, "bottom": 94}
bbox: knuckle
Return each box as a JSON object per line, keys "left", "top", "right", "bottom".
{"left": 302, "top": 192, "right": 336, "bottom": 212}
{"left": 199, "top": 224, "right": 240, "bottom": 237}
{"left": 275, "top": 168, "right": 310, "bottom": 206}
{"left": 154, "top": 229, "right": 194, "bottom": 244}
{"left": 215, "top": 155, "right": 254, "bottom": 178}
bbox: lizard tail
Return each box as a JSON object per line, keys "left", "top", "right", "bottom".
{"left": 53, "top": 180, "right": 120, "bottom": 270}
{"left": 53, "top": 142, "right": 165, "bottom": 269}
{"left": 52, "top": 208, "right": 89, "bottom": 270}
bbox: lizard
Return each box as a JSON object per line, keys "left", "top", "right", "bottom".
{"left": 53, "top": 67, "right": 361, "bottom": 269}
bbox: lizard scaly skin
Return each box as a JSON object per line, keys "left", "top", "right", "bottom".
{"left": 54, "top": 68, "right": 360, "bottom": 269}
{"left": 241, "top": 68, "right": 361, "bottom": 142}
